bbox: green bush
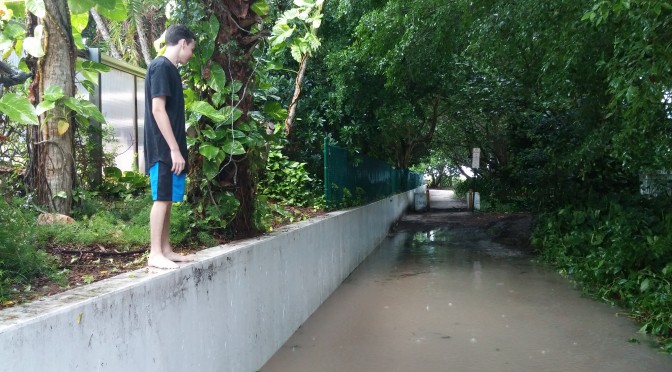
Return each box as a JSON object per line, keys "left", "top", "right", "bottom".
{"left": 0, "top": 198, "right": 59, "bottom": 301}
{"left": 36, "top": 196, "right": 201, "bottom": 250}
{"left": 534, "top": 196, "right": 672, "bottom": 351}
{"left": 258, "top": 146, "right": 321, "bottom": 207}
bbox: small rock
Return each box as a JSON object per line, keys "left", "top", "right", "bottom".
{"left": 36, "top": 213, "right": 75, "bottom": 225}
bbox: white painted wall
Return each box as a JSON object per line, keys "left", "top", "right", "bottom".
{"left": 0, "top": 188, "right": 420, "bottom": 372}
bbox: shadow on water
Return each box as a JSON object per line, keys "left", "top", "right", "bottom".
{"left": 263, "top": 227, "right": 672, "bottom": 372}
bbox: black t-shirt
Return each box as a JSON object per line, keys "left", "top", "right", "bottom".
{"left": 143, "top": 56, "right": 188, "bottom": 172}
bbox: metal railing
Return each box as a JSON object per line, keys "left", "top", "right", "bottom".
{"left": 323, "top": 138, "right": 423, "bottom": 208}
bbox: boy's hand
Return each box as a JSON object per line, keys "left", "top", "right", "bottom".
{"left": 171, "top": 149, "right": 186, "bottom": 175}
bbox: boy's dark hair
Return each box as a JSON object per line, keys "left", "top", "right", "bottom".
{"left": 165, "top": 24, "right": 196, "bottom": 46}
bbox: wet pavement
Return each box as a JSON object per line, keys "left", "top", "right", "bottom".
{"left": 261, "top": 191, "right": 672, "bottom": 371}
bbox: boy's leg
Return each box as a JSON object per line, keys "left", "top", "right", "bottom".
{"left": 148, "top": 200, "right": 179, "bottom": 269}
{"left": 160, "top": 204, "right": 192, "bottom": 262}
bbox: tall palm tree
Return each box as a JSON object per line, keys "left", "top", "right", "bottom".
{"left": 90, "top": 0, "right": 166, "bottom": 66}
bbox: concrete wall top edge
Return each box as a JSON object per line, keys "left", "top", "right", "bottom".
{"left": 0, "top": 196, "right": 405, "bottom": 333}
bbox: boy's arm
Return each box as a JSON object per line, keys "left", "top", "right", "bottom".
{"left": 152, "top": 96, "right": 186, "bottom": 175}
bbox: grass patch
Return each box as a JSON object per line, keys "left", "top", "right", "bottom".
{"left": 0, "top": 198, "right": 61, "bottom": 302}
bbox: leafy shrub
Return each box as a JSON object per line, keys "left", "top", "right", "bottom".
{"left": 258, "top": 146, "right": 321, "bottom": 207}
{"left": 98, "top": 167, "right": 149, "bottom": 199}
{"left": 534, "top": 196, "right": 672, "bottom": 351}
{"left": 0, "top": 198, "right": 59, "bottom": 301}
{"left": 36, "top": 196, "right": 202, "bottom": 250}
{"left": 36, "top": 209, "right": 149, "bottom": 250}
{"left": 252, "top": 195, "right": 291, "bottom": 232}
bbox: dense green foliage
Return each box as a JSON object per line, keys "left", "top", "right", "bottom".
{"left": 280, "top": 0, "right": 672, "bottom": 349}
{"left": 258, "top": 145, "right": 321, "bottom": 207}
{"left": 0, "top": 0, "right": 324, "bottom": 297}
{"left": 535, "top": 198, "right": 672, "bottom": 351}
{"left": 0, "top": 198, "right": 60, "bottom": 302}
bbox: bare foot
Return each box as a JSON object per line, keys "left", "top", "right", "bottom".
{"left": 148, "top": 254, "right": 179, "bottom": 269}
{"left": 164, "top": 251, "right": 194, "bottom": 263}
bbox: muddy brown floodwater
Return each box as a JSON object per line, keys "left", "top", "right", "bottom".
{"left": 262, "top": 207, "right": 672, "bottom": 371}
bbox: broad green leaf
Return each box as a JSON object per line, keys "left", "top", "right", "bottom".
{"left": 263, "top": 101, "right": 288, "bottom": 121}
{"left": 199, "top": 144, "right": 220, "bottom": 161}
{"left": 200, "top": 129, "right": 217, "bottom": 139}
{"left": 3, "top": 22, "right": 26, "bottom": 40}
{"left": 96, "top": 1, "right": 126, "bottom": 22}
{"left": 63, "top": 97, "right": 105, "bottom": 122}
{"left": 26, "top": 0, "right": 45, "bottom": 18}
{"left": 219, "top": 106, "right": 243, "bottom": 124}
{"left": 24, "top": 25, "right": 44, "bottom": 58}
{"left": 205, "top": 16, "right": 220, "bottom": 40}
{"left": 270, "top": 24, "right": 294, "bottom": 47}
{"left": 73, "top": 31, "right": 85, "bottom": 50}
{"left": 227, "top": 129, "right": 247, "bottom": 139}
{"left": 190, "top": 101, "right": 226, "bottom": 122}
{"left": 79, "top": 60, "right": 111, "bottom": 74}
{"left": 80, "top": 80, "right": 96, "bottom": 95}
{"left": 236, "top": 122, "right": 253, "bottom": 132}
{"left": 80, "top": 69, "right": 98, "bottom": 86}
{"left": 251, "top": 0, "right": 270, "bottom": 16}
{"left": 95, "top": 0, "right": 116, "bottom": 10}
{"left": 35, "top": 100, "right": 56, "bottom": 116}
{"left": 71, "top": 12, "right": 90, "bottom": 33}
{"left": 207, "top": 63, "right": 227, "bottom": 93}
{"left": 220, "top": 139, "right": 246, "bottom": 155}
{"left": 312, "top": 17, "right": 322, "bottom": 29}
{"left": 0, "top": 93, "right": 38, "bottom": 125}
{"left": 43, "top": 86, "right": 65, "bottom": 102}
{"left": 0, "top": 34, "right": 13, "bottom": 53}
{"left": 57, "top": 119, "right": 70, "bottom": 135}
{"left": 203, "top": 159, "right": 220, "bottom": 180}
{"left": 77, "top": 60, "right": 110, "bottom": 85}
{"left": 226, "top": 80, "right": 243, "bottom": 95}
{"left": 68, "top": 0, "right": 95, "bottom": 14}
{"left": 265, "top": 60, "right": 284, "bottom": 71}
{"left": 247, "top": 131, "right": 266, "bottom": 147}
{"left": 305, "top": 32, "right": 321, "bottom": 49}
{"left": 12, "top": 38, "right": 24, "bottom": 58}
{"left": 211, "top": 92, "right": 225, "bottom": 107}
{"left": 663, "top": 262, "right": 672, "bottom": 275}
{"left": 639, "top": 278, "right": 650, "bottom": 292}
{"left": 104, "top": 166, "right": 122, "bottom": 179}
{"left": 290, "top": 44, "right": 303, "bottom": 62}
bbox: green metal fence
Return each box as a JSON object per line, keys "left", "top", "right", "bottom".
{"left": 323, "top": 139, "right": 423, "bottom": 208}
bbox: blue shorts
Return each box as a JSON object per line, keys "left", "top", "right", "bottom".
{"left": 149, "top": 162, "right": 186, "bottom": 202}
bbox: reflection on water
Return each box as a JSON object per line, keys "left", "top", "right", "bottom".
{"left": 263, "top": 228, "right": 672, "bottom": 372}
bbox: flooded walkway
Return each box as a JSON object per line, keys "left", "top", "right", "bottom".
{"left": 262, "top": 191, "right": 671, "bottom": 371}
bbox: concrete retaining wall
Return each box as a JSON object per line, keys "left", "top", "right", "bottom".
{"left": 0, "top": 188, "right": 420, "bottom": 371}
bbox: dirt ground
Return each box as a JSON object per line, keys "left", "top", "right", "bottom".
{"left": 396, "top": 189, "right": 534, "bottom": 253}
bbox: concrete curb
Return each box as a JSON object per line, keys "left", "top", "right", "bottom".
{"left": 0, "top": 188, "right": 420, "bottom": 371}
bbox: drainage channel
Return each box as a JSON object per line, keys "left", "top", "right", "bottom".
{"left": 262, "top": 228, "right": 671, "bottom": 371}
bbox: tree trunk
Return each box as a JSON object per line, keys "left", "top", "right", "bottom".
{"left": 38, "top": 0, "right": 77, "bottom": 214}
{"left": 90, "top": 8, "right": 122, "bottom": 60}
{"left": 285, "top": 54, "right": 308, "bottom": 137}
{"left": 208, "top": 0, "right": 260, "bottom": 236}
{"left": 134, "top": 15, "right": 152, "bottom": 66}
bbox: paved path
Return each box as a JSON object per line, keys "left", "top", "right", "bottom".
{"left": 427, "top": 189, "right": 468, "bottom": 210}
{"left": 262, "top": 191, "right": 672, "bottom": 371}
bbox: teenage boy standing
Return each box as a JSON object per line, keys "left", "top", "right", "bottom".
{"left": 144, "top": 25, "right": 196, "bottom": 269}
